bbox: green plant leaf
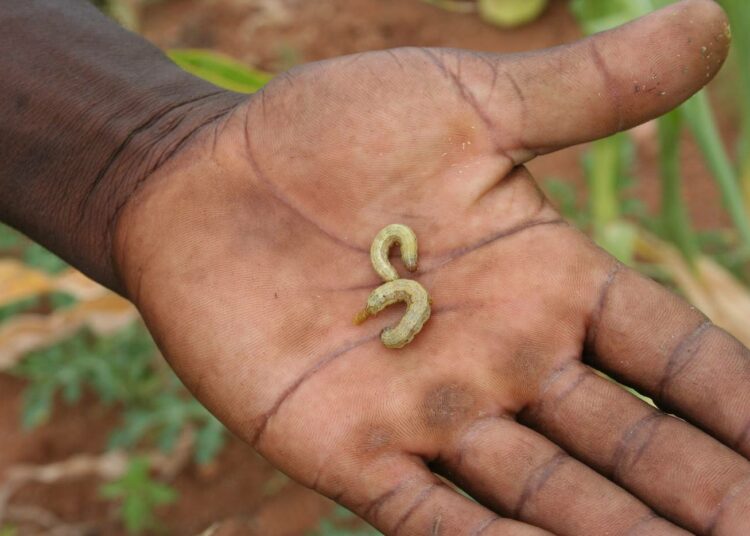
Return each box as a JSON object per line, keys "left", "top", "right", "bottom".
{"left": 168, "top": 49, "right": 272, "bottom": 93}
{"left": 600, "top": 220, "right": 638, "bottom": 265}
{"left": 194, "top": 415, "right": 226, "bottom": 464}
{"left": 569, "top": 0, "right": 653, "bottom": 34}
{"left": 0, "top": 296, "right": 41, "bottom": 323}
{"left": 478, "top": 0, "right": 548, "bottom": 28}
{"left": 100, "top": 457, "right": 177, "bottom": 535}
{"left": 0, "top": 223, "right": 22, "bottom": 250}
{"left": 22, "top": 243, "right": 68, "bottom": 274}
{"left": 543, "top": 178, "right": 588, "bottom": 228}
{"left": 20, "top": 382, "right": 55, "bottom": 429}
{"left": 0, "top": 525, "right": 17, "bottom": 536}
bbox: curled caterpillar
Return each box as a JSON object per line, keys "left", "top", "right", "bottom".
{"left": 370, "top": 223, "right": 418, "bottom": 282}
{"left": 355, "top": 223, "right": 432, "bottom": 348}
{"left": 354, "top": 279, "right": 432, "bottom": 349}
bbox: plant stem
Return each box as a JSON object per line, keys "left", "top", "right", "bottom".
{"left": 589, "top": 136, "right": 620, "bottom": 243}
{"left": 658, "top": 109, "right": 699, "bottom": 262}
{"left": 682, "top": 91, "right": 750, "bottom": 250}
{"left": 719, "top": 0, "right": 750, "bottom": 213}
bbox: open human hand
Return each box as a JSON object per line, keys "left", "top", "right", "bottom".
{"left": 111, "top": 1, "right": 750, "bottom": 533}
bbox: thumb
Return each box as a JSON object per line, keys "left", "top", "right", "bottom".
{"left": 443, "top": 0, "right": 731, "bottom": 163}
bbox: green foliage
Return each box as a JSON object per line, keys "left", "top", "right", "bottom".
{"left": 0, "top": 526, "right": 17, "bottom": 536}
{"left": 13, "top": 325, "right": 152, "bottom": 427}
{"left": 11, "top": 323, "right": 227, "bottom": 463}
{"left": 570, "top": 0, "right": 750, "bottom": 277}
{"left": 168, "top": 49, "right": 272, "bottom": 93}
{"left": 0, "top": 223, "right": 22, "bottom": 250}
{"left": 100, "top": 457, "right": 177, "bottom": 535}
{"left": 569, "top": 0, "right": 650, "bottom": 34}
{"left": 477, "top": 0, "right": 548, "bottom": 28}
{"left": 0, "top": 296, "right": 40, "bottom": 324}
{"left": 580, "top": 134, "right": 642, "bottom": 264}
{"left": 683, "top": 92, "right": 750, "bottom": 252}
{"left": 88, "top": 0, "right": 149, "bottom": 30}
{"left": 109, "top": 385, "right": 227, "bottom": 465}
{"left": 720, "top": 0, "right": 750, "bottom": 211}
{"left": 542, "top": 178, "right": 588, "bottom": 228}
{"left": 309, "top": 506, "right": 382, "bottom": 536}
{"left": 23, "top": 242, "right": 68, "bottom": 274}
{"left": 423, "top": 0, "right": 549, "bottom": 27}
{"left": 658, "top": 110, "right": 699, "bottom": 262}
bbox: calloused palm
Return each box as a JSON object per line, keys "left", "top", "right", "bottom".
{"left": 113, "top": 2, "right": 750, "bottom": 534}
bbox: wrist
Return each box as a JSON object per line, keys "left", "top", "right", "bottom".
{"left": 0, "top": 0, "right": 245, "bottom": 293}
{"left": 83, "top": 87, "right": 245, "bottom": 293}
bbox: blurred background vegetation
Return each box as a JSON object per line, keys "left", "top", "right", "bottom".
{"left": 1, "top": 0, "right": 749, "bottom": 534}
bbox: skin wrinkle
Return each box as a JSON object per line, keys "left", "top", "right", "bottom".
{"left": 419, "top": 49, "right": 497, "bottom": 143}
{"left": 736, "top": 418, "right": 750, "bottom": 452}
{"left": 504, "top": 71, "right": 529, "bottom": 154}
{"left": 513, "top": 451, "right": 567, "bottom": 518}
{"left": 656, "top": 320, "right": 712, "bottom": 402}
{"left": 106, "top": 97, "right": 242, "bottom": 269}
{"left": 259, "top": 86, "right": 269, "bottom": 122}
{"left": 308, "top": 448, "right": 341, "bottom": 494}
{"left": 276, "top": 69, "right": 298, "bottom": 92}
{"left": 589, "top": 40, "right": 624, "bottom": 132}
{"left": 471, "top": 515, "right": 501, "bottom": 536}
{"left": 545, "top": 368, "right": 589, "bottom": 411}
{"left": 585, "top": 262, "right": 622, "bottom": 352}
{"left": 343, "top": 51, "right": 364, "bottom": 66}
{"left": 378, "top": 208, "right": 432, "bottom": 221}
{"left": 153, "top": 107, "right": 236, "bottom": 169}
{"left": 317, "top": 217, "right": 566, "bottom": 293}
{"left": 241, "top": 105, "right": 369, "bottom": 255}
{"left": 610, "top": 412, "right": 664, "bottom": 481}
{"left": 249, "top": 334, "right": 378, "bottom": 447}
{"left": 505, "top": 71, "right": 526, "bottom": 103}
{"left": 525, "top": 362, "right": 589, "bottom": 421}
{"left": 463, "top": 51, "right": 498, "bottom": 107}
{"left": 386, "top": 49, "right": 405, "bottom": 71}
{"left": 622, "top": 512, "right": 659, "bottom": 536}
{"left": 535, "top": 360, "right": 578, "bottom": 400}
{"left": 450, "top": 415, "right": 508, "bottom": 470}
{"left": 706, "top": 473, "right": 750, "bottom": 534}
{"left": 80, "top": 89, "right": 226, "bottom": 212}
{"left": 210, "top": 106, "right": 235, "bottom": 158}
{"left": 362, "top": 481, "right": 409, "bottom": 524}
{"left": 391, "top": 483, "right": 441, "bottom": 535}
{"left": 424, "top": 218, "right": 566, "bottom": 272}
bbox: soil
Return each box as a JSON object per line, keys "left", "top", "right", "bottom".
{"left": 0, "top": 0, "right": 740, "bottom": 534}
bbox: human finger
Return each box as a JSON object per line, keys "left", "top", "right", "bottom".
{"left": 586, "top": 264, "right": 750, "bottom": 460}
{"left": 436, "top": 415, "right": 689, "bottom": 535}
{"left": 436, "top": 0, "right": 730, "bottom": 164}
{"left": 339, "top": 454, "right": 553, "bottom": 535}
{"left": 522, "top": 361, "right": 750, "bottom": 534}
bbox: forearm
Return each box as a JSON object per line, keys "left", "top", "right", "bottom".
{"left": 0, "top": 0, "right": 243, "bottom": 292}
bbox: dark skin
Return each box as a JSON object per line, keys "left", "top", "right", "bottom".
{"left": 2, "top": 0, "right": 750, "bottom": 534}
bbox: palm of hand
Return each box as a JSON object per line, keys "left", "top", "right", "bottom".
{"left": 114, "top": 6, "right": 750, "bottom": 534}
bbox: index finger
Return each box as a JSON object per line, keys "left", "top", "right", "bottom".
{"left": 587, "top": 264, "right": 750, "bottom": 460}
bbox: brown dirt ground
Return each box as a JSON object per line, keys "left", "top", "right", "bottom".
{"left": 0, "top": 0, "right": 740, "bottom": 534}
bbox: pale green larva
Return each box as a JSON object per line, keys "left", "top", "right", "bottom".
{"left": 355, "top": 224, "right": 432, "bottom": 349}
{"left": 370, "top": 223, "right": 418, "bottom": 282}
{"left": 354, "top": 279, "right": 432, "bottom": 349}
